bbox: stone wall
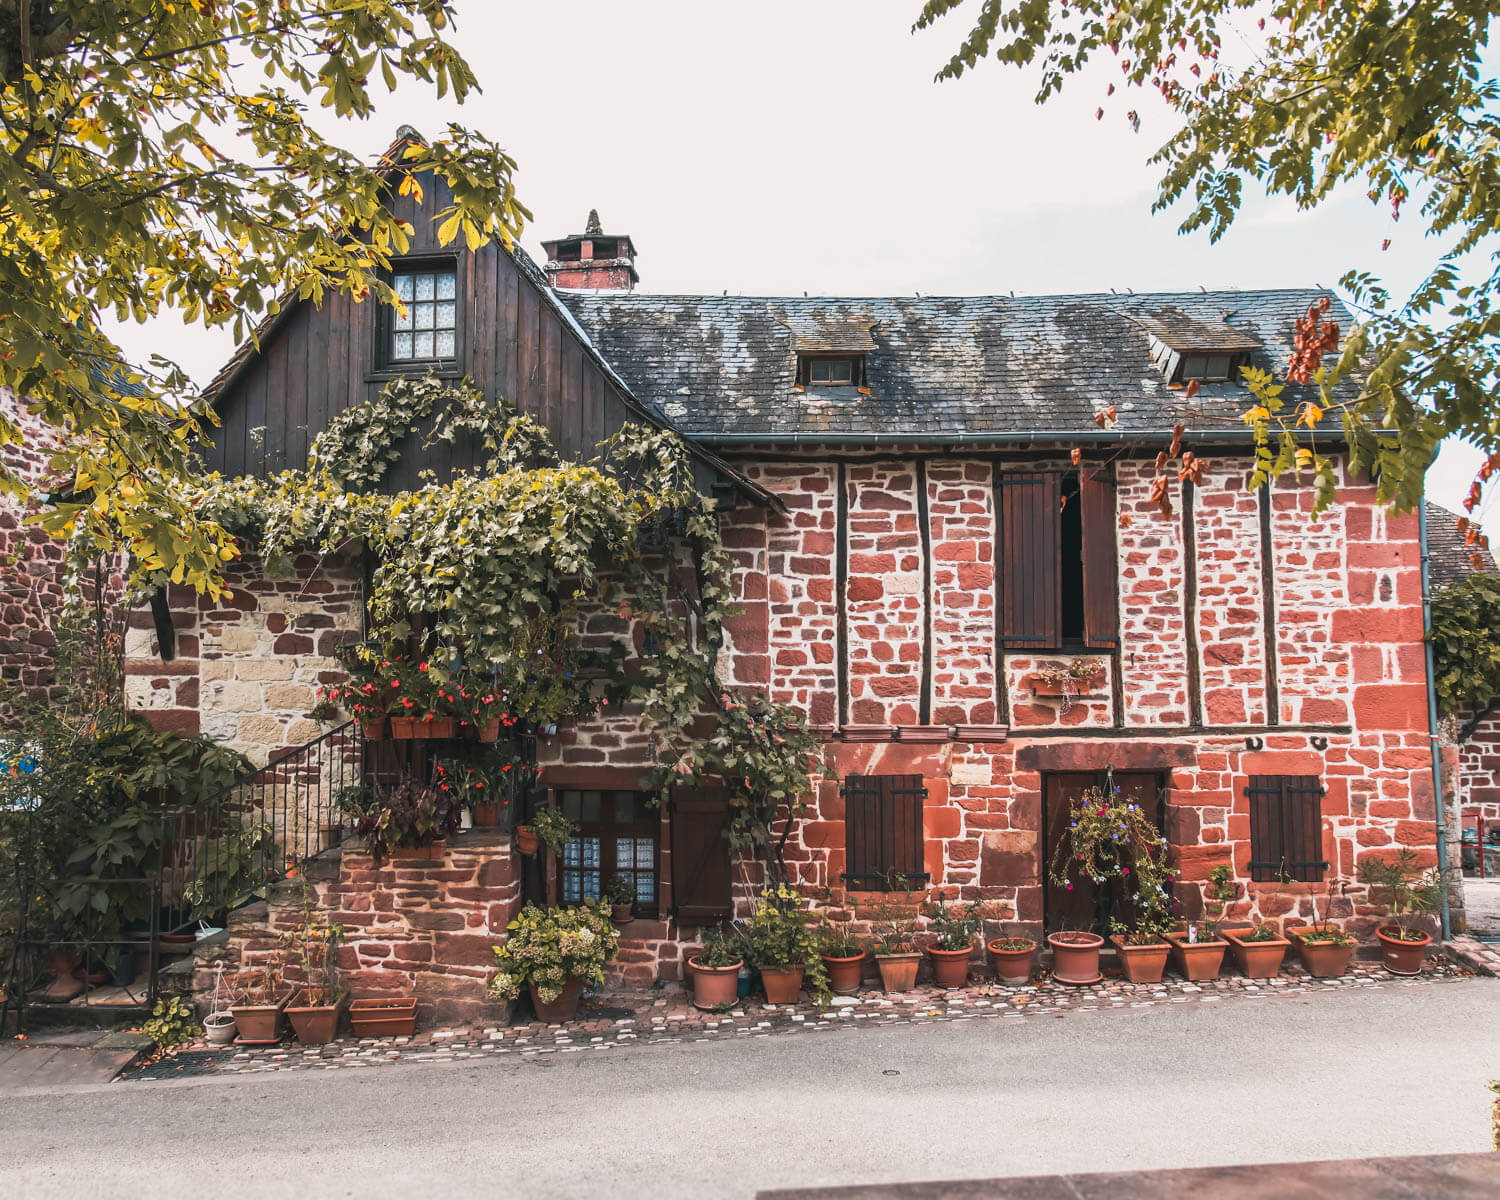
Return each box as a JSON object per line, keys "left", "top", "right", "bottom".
{"left": 1456, "top": 704, "right": 1500, "bottom": 825}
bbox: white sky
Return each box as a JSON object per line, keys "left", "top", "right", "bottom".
{"left": 110, "top": 0, "right": 1488, "bottom": 532}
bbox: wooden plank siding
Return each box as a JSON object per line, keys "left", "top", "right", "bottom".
{"left": 207, "top": 169, "right": 690, "bottom": 486}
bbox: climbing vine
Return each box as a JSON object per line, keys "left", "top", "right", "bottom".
{"left": 1430, "top": 573, "right": 1500, "bottom": 716}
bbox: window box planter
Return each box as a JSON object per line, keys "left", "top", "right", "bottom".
{"left": 688, "top": 956, "right": 743, "bottom": 1010}
{"left": 349, "top": 996, "right": 418, "bottom": 1038}
{"left": 1047, "top": 931, "right": 1104, "bottom": 984}
{"left": 470, "top": 801, "right": 501, "bottom": 827}
{"left": 1287, "top": 927, "right": 1355, "bottom": 978}
{"left": 389, "top": 717, "right": 457, "bottom": 740}
{"left": 987, "top": 937, "right": 1036, "bottom": 985}
{"left": 1166, "top": 932, "right": 1228, "bottom": 981}
{"left": 475, "top": 718, "right": 502, "bottom": 743}
{"left": 1222, "top": 928, "right": 1291, "bottom": 978}
{"left": 820, "top": 951, "right": 866, "bottom": 996}
{"left": 286, "top": 990, "right": 346, "bottom": 1045}
{"left": 874, "top": 951, "right": 921, "bottom": 993}
{"left": 925, "top": 944, "right": 974, "bottom": 989}
{"left": 1110, "top": 936, "right": 1171, "bottom": 984}
{"left": 759, "top": 965, "right": 804, "bottom": 1005}
{"left": 361, "top": 718, "right": 387, "bottom": 741}
{"left": 389, "top": 839, "right": 446, "bottom": 863}
{"left": 1027, "top": 668, "right": 1105, "bottom": 698}
{"left": 1375, "top": 925, "right": 1432, "bottom": 975}
{"left": 231, "top": 989, "right": 291, "bottom": 1044}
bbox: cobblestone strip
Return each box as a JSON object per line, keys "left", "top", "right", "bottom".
{"left": 127, "top": 958, "right": 1476, "bottom": 1083}
{"left": 1444, "top": 936, "right": 1500, "bottom": 976}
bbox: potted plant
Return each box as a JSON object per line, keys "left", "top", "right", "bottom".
{"left": 818, "top": 917, "right": 866, "bottom": 996}
{"left": 1167, "top": 864, "right": 1233, "bottom": 981}
{"left": 923, "top": 898, "right": 986, "bottom": 988}
{"left": 987, "top": 927, "right": 1037, "bottom": 986}
{"left": 1048, "top": 782, "right": 1169, "bottom": 985}
{"left": 1222, "top": 921, "right": 1291, "bottom": 978}
{"left": 349, "top": 995, "right": 420, "bottom": 1038}
{"left": 314, "top": 653, "right": 388, "bottom": 740}
{"left": 687, "top": 924, "right": 743, "bottom": 1010}
{"left": 515, "top": 824, "right": 540, "bottom": 855}
{"left": 740, "top": 886, "right": 830, "bottom": 1005}
{"left": 530, "top": 804, "right": 578, "bottom": 861}
{"left": 1287, "top": 880, "right": 1357, "bottom": 977}
{"left": 605, "top": 874, "right": 636, "bottom": 926}
{"left": 1029, "top": 657, "right": 1105, "bottom": 697}
{"left": 1358, "top": 849, "right": 1442, "bottom": 975}
{"left": 867, "top": 896, "right": 923, "bottom": 992}
{"left": 488, "top": 899, "right": 621, "bottom": 1023}
{"left": 280, "top": 883, "right": 347, "bottom": 1044}
{"left": 1104, "top": 813, "right": 1175, "bottom": 983}
{"left": 354, "top": 768, "right": 462, "bottom": 864}
{"left": 229, "top": 964, "right": 290, "bottom": 1043}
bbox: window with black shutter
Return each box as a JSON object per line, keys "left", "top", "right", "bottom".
{"left": 997, "top": 467, "right": 1117, "bottom": 651}
{"left": 842, "top": 774, "right": 929, "bottom": 890}
{"left": 1246, "top": 776, "right": 1327, "bottom": 882}
{"left": 670, "top": 787, "right": 734, "bottom": 923}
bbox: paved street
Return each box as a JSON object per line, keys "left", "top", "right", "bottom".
{"left": 1467, "top": 877, "right": 1500, "bottom": 937}
{"left": 0, "top": 976, "right": 1495, "bottom": 1199}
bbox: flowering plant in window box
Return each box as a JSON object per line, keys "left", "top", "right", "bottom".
{"left": 1028, "top": 658, "right": 1106, "bottom": 698}
{"left": 487, "top": 900, "right": 621, "bottom": 1023}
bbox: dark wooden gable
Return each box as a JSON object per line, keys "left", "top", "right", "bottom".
{"left": 206, "top": 172, "right": 705, "bottom": 492}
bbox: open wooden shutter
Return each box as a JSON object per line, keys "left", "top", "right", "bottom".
{"left": 998, "top": 473, "right": 1060, "bottom": 650}
{"left": 670, "top": 787, "right": 733, "bottom": 923}
{"left": 842, "top": 774, "right": 927, "bottom": 889}
{"left": 1247, "top": 776, "right": 1327, "bottom": 882}
{"left": 1079, "top": 467, "right": 1119, "bottom": 649}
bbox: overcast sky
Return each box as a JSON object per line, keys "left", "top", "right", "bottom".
{"left": 111, "top": 0, "right": 1487, "bottom": 530}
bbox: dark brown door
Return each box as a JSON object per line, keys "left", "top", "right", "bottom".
{"left": 1042, "top": 771, "right": 1163, "bottom": 933}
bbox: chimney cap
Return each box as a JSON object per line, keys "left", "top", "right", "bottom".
{"left": 585, "top": 209, "right": 603, "bottom": 236}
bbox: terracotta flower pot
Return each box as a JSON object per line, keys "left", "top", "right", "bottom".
{"left": 1110, "top": 936, "right": 1171, "bottom": 984}
{"left": 424, "top": 717, "right": 457, "bottom": 739}
{"left": 1376, "top": 925, "right": 1432, "bottom": 975}
{"left": 1029, "top": 670, "right": 1104, "bottom": 697}
{"left": 611, "top": 903, "right": 635, "bottom": 926}
{"left": 476, "top": 718, "right": 501, "bottom": 743}
{"left": 1167, "top": 933, "right": 1228, "bottom": 981}
{"left": 759, "top": 965, "right": 805, "bottom": 1004}
{"left": 470, "top": 801, "right": 501, "bottom": 827}
{"left": 821, "top": 952, "right": 866, "bottom": 996}
{"left": 286, "top": 991, "right": 346, "bottom": 1044}
{"left": 925, "top": 943, "right": 974, "bottom": 989}
{"left": 231, "top": 991, "right": 290, "bottom": 1043}
{"left": 529, "top": 976, "right": 584, "bottom": 1024}
{"left": 1223, "top": 929, "right": 1291, "bottom": 978}
{"left": 875, "top": 951, "right": 921, "bottom": 993}
{"left": 1047, "top": 931, "right": 1104, "bottom": 985}
{"left": 689, "top": 957, "right": 742, "bottom": 1010}
{"left": 360, "top": 718, "right": 387, "bottom": 741}
{"left": 1288, "top": 929, "right": 1355, "bottom": 978}
{"left": 987, "top": 939, "right": 1036, "bottom": 986}
{"left": 348, "top": 996, "right": 418, "bottom": 1038}
{"left": 516, "top": 826, "right": 539, "bottom": 855}
{"left": 389, "top": 717, "right": 420, "bottom": 740}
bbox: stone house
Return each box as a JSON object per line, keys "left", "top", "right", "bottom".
{"left": 126, "top": 150, "right": 1445, "bottom": 1007}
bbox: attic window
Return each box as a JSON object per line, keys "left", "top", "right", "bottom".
{"left": 391, "top": 265, "right": 457, "bottom": 361}
{"left": 1180, "top": 353, "right": 1238, "bottom": 382}
{"left": 798, "top": 355, "right": 864, "bottom": 387}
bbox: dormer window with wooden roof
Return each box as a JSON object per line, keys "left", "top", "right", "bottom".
{"left": 798, "top": 354, "right": 864, "bottom": 387}
{"left": 1141, "top": 311, "right": 1261, "bottom": 386}
{"left": 785, "top": 311, "right": 878, "bottom": 393}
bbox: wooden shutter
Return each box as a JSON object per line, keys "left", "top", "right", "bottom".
{"left": 842, "top": 774, "right": 927, "bottom": 889}
{"left": 1079, "top": 467, "right": 1119, "bottom": 649}
{"left": 998, "top": 473, "right": 1061, "bottom": 649}
{"left": 670, "top": 787, "right": 733, "bottom": 923}
{"left": 1247, "top": 775, "right": 1327, "bottom": 882}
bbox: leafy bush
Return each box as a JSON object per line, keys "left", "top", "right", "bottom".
{"left": 924, "top": 899, "right": 991, "bottom": 951}
{"left": 355, "top": 769, "right": 462, "bottom": 864}
{"left": 141, "top": 996, "right": 200, "bottom": 1050}
{"left": 1431, "top": 573, "right": 1500, "bottom": 714}
{"left": 1358, "top": 849, "right": 1442, "bottom": 940}
{"left": 739, "top": 887, "right": 830, "bottom": 1002}
{"left": 487, "top": 901, "right": 620, "bottom": 1004}
{"left": 530, "top": 806, "right": 578, "bottom": 859}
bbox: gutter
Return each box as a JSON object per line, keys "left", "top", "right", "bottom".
{"left": 697, "top": 428, "right": 1366, "bottom": 448}
{"left": 1419, "top": 499, "right": 1454, "bottom": 940}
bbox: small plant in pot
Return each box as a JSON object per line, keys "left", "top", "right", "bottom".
{"left": 1287, "top": 879, "right": 1356, "bottom": 977}
{"left": 923, "top": 898, "right": 988, "bottom": 989}
{"left": 817, "top": 917, "right": 866, "bottom": 996}
{"left": 740, "top": 886, "right": 830, "bottom": 1006}
{"left": 355, "top": 768, "right": 462, "bottom": 865}
{"left": 488, "top": 899, "right": 621, "bottom": 1024}
{"left": 1222, "top": 920, "right": 1291, "bottom": 978}
{"left": 1166, "top": 864, "right": 1233, "bottom": 982}
{"left": 1358, "top": 849, "right": 1442, "bottom": 975}
{"left": 280, "top": 878, "right": 347, "bottom": 1044}
{"left": 529, "top": 804, "right": 578, "bottom": 861}
{"left": 229, "top": 963, "right": 290, "bottom": 1044}
{"left": 866, "top": 895, "right": 923, "bottom": 993}
{"left": 605, "top": 874, "right": 637, "bottom": 926}
{"left": 986, "top": 925, "right": 1036, "bottom": 986}
{"left": 688, "top": 924, "right": 743, "bottom": 1011}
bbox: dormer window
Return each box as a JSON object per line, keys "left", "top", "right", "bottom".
{"left": 389, "top": 263, "right": 458, "bottom": 362}
{"left": 798, "top": 354, "right": 864, "bottom": 387}
{"left": 1179, "top": 353, "right": 1240, "bottom": 383}
{"left": 1140, "top": 311, "right": 1261, "bottom": 387}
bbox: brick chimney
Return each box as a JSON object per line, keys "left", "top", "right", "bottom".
{"left": 541, "top": 209, "right": 638, "bottom": 291}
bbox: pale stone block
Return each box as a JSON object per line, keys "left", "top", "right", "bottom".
{"left": 214, "top": 628, "right": 259, "bottom": 654}
{"left": 263, "top": 682, "right": 316, "bottom": 711}
{"left": 234, "top": 659, "right": 296, "bottom": 682}
{"left": 236, "top": 714, "right": 285, "bottom": 745}
{"left": 950, "top": 761, "right": 990, "bottom": 786}
{"left": 883, "top": 572, "right": 922, "bottom": 595}
{"left": 219, "top": 681, "right": 263, "bottom": 713}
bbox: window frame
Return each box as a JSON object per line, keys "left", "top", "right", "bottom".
{"left": 557, "top": 789, "right": 660, "bottom": 917}
{"left": 370, "top": 255, "right": 464, "bottom": 378}
{"left": 797, "top": 353, "right": 865, "bottom": 388}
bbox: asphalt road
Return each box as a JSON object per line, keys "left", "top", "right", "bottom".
{"left": 1, "top": 978, "right": 1496, "bottom": 1200}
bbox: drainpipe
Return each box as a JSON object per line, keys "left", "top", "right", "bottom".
{"left": 1419, "top": 500, "right": 1453, "bottom": 940}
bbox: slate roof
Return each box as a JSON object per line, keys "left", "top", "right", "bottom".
{"left": 559, "top": 288, "right": 1356, "bottom": 443}
{"left": 1427, "top": 500, "right": 1495, "bottom": 589}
